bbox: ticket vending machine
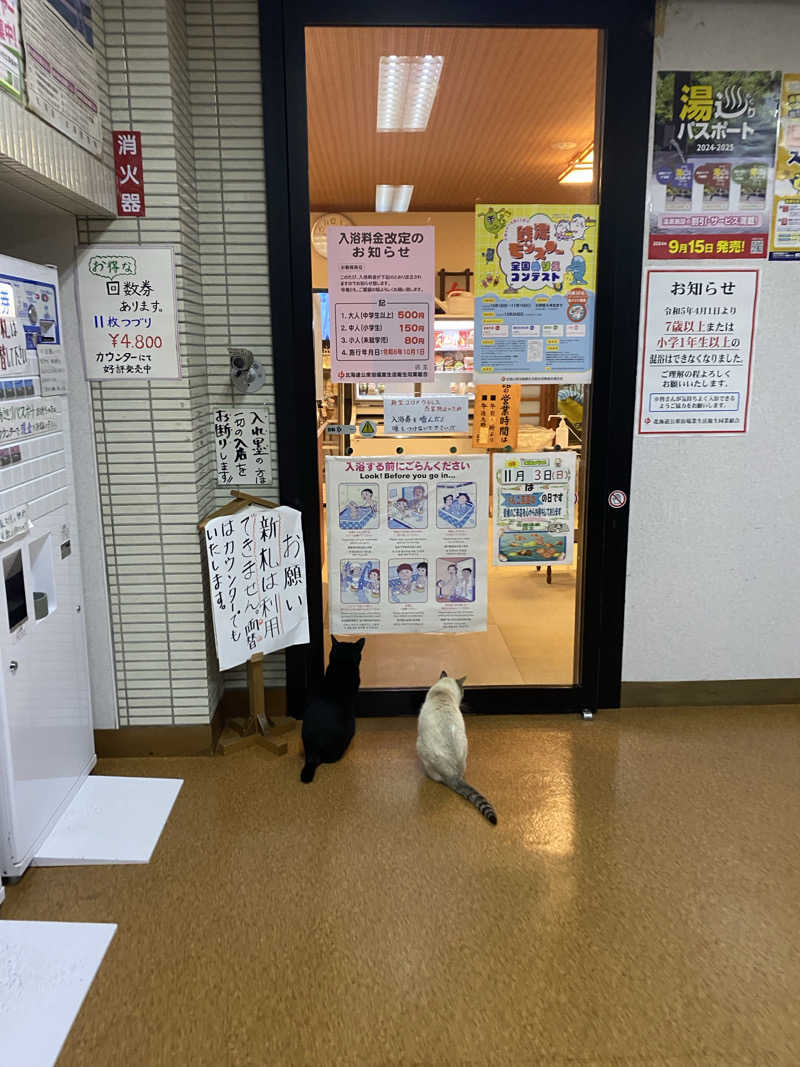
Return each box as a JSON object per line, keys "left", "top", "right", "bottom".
{"left": 0, "top": 254, "right": 94, "bottom": 880}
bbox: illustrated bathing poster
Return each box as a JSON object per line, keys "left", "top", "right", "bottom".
{"left": 326, "top": 455, "right": 489, "bottom": 635}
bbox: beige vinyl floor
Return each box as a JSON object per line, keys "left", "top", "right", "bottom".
{"left": 3, "top": 706, "right": 798, "bottom": 1065}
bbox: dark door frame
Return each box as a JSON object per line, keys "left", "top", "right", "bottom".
{"left": 259, "top": 0, "right": 655, "bottom": 717}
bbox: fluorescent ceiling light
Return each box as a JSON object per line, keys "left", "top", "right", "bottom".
{"left": 377, "top": 55, "right": 443, "bottom": 131}
{"left": 559, "top": 146, "right": 594, "bottom": 185}
{"left": 375, "top": 184, "right": 414, "bottom": 212}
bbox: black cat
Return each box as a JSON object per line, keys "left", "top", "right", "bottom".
{"left": 300, "top": 636, "right": 365, "bottom": 783}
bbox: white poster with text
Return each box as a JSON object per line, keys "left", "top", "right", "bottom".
{"left": 328, "top": 225, "right": 435, "bottom": 383}
{"left": 21, "top": 0, "right": 101, "bottom": 156}
{"left": 639, "top": 268, "right": 758, "bottom": 435}
{"left": 204, "top": 505, "right": 309, "bottom": 672}
{"left": 383, "top": 394, "right": 469, "bottom": 435}
{"left": 76, "top": 245, "right": 181, "bottom": 380}
{"left": 326, "top": 454, "right": 489, "bottom": 636}
{"left": 492, "top": 451, "right": 576, "bottom": 566}
{"left": 213, "top": 408, "right": 272, "bottom": 486}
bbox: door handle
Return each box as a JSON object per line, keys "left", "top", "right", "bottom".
{"left": 9, "top": 660, "right": 18, "bottom": 673}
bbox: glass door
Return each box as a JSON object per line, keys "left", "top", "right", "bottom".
{"left": 308, "top": 26, "right": 595, "bottom": 691}
{"left": 261, "top": 1, "right": 654, "bottom": 714}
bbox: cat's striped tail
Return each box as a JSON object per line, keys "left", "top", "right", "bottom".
{"left": 452, "top": 780, "right": 497, "bottom": 824}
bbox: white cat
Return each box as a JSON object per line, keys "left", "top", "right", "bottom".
{"left": 416, "top": 671, "right": 497, "bottom": 824}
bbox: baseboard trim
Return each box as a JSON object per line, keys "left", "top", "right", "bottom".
{"left": 219, "top": 686, "right": 288, "bottom": 721}
{"left": 94, "top": 688, "right": 287, "bottom": 757}
{"left": 94, "top": 723, "right": 215, "bottom": 757}
{"left": 621, "top": 678, "right": 800, "bottom": 708}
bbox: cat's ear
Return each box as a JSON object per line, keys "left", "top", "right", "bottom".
{"left": 440, "top": 670, "right": 448, "bottom": 678}
{"left": 456, "top": 675, "right": 467, "bottom": 690}
{"left": 331, "top": 635, "right": 339, "bottom": 647}
{"left": 355, "top": 637, "right": 365, "bottom": 651}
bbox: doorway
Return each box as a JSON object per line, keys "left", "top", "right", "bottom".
{"left": 260, "top": 1, "right": 654, "bottom": 716}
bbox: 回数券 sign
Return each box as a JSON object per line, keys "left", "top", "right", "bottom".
{"left": 76, "top": 245, "right": 181, "bottom": 380}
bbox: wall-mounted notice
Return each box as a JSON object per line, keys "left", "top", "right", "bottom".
{"left": 649, "top": 71, "right": 781, "bottom": 260}
{"left": 769, "top": 74, "right": 800, "bottom": 261}
{"left": 0, "top": 316, "right": 36, "bottom": 377}
{"left": 0, "top": 0, "right": 23, "bottom": 101}
{"left": 492, "top": 451, "right": 576, "bottom": 566}
{"left": 37, "top": 343, "right": 67, "bottom": 394}
{"left": 76, "top": 246, "right": 181, "bottom": 380}
{"left": 0, "top": 395, "right": 61, "bottom": 442}
{"left": 474, "top": 204, "right": 598, "bottom": 384}
{"left": 472, "top": 384, "right": 520, "bottom": 448}
{"left": 326, "top": 454, "right": 489, "bottom": 636}
{"left": 639, "top": 269, "right": 758, "bottom": 435}
{"left": 213, "top": 408, "right": 272, "bottom": 486}
{"left": 21, "top": 0, "right": 101, "bottom": 156}
{"left": 0, "top": 503, "right": 29, "bottom": 543}
{"left": 204, "top": 505, "right": 309, "bottom": 672}
{"left": 113, "top": 130, "right": 146, "bottom": 218}
{"left": 328, "top": 225, "right": 435, "bottom": 383}
{"left": 383, "top": 395, "right": 468, "bottom": 435}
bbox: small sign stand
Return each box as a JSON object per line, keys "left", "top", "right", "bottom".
{"left": 199, "top": 490, "right": 297, "bottom": 756}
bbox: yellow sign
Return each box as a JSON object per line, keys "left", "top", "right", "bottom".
{"left": 769, "top": 74, "right": 800, "bottom": 261}
{"left": 472, "top": 384, "right": 520, "bottom": 449}
{"left": 474, "top": 204, "right": 599, "bottom": 384}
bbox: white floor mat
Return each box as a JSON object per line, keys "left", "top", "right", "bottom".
{"left": 32, "top": 776, "right": 183, "bottom": 866}
{"left": 0, "top": 920, "right": 116, "bottom": 1067}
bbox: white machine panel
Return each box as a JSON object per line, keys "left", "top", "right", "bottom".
{"left": 0, "top": 254, "right": 94, "bottom": 878}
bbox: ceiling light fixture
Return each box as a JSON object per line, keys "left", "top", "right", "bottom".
{"left": 377, "top": 55, "right": 443, "bottom": 132}
{"left": 558, "top": 144, "right": 594, "bottom": 185}
{"left": 375, "top": 184, "right": 414, "bottom": 212}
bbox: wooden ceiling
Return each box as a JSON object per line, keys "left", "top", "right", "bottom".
{"left": 306, "top": 27, "right": 598, "bottom": 212}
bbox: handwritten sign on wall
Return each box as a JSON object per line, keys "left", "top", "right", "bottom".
{"left": 213, "top": 408, "right": 272, "bottom": 486}
{"left": 204, "top": 505, "right": 309, "bottom": 672}
{"left": 0, "top": 396, "right": 61, "bottom": 443}
{"left": 76, "top": 245, "right": 181, "bottom": 380}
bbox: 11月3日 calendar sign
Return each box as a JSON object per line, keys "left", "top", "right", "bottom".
{"left": 75, "top": 245, "right": 181, "bottom": 380}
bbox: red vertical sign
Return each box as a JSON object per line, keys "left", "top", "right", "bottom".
{"left": 113, "top": 130, "right": 146, "bottom": 218}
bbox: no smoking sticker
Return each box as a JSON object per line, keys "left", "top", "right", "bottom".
{"left": 608, "top": 489, "right": 627, "bottom": 509}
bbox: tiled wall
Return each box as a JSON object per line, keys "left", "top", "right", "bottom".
{"left": 80, "top": 0, "right": 280, "bottom": 725}
{"left": 187, "top": 0, "right": 281, "bottom": 691}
